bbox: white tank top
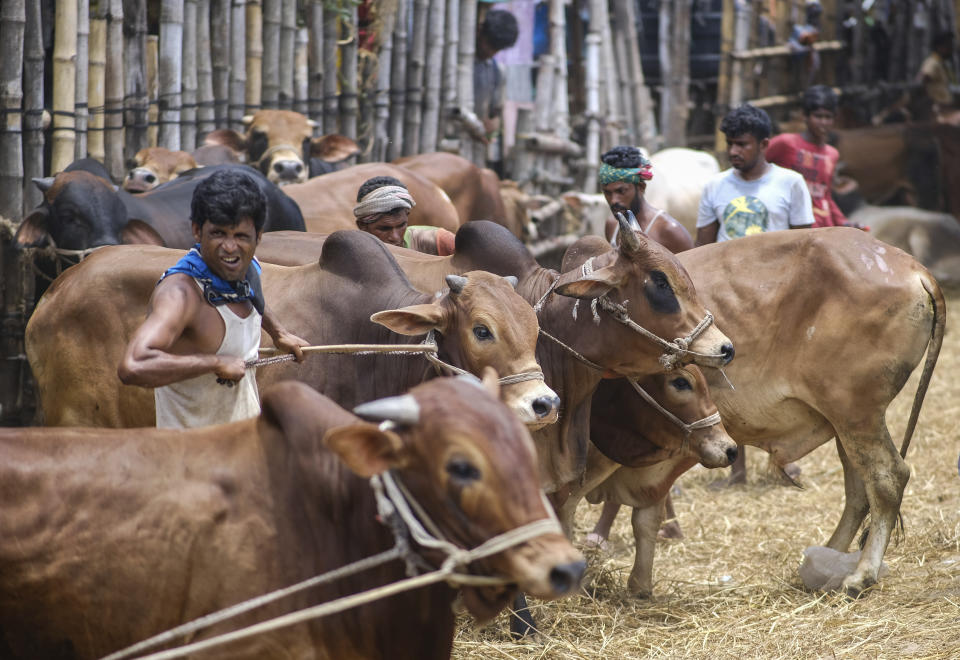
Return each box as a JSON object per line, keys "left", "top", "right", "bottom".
{"left": 609, "top": 210, "right": 666, "bottom": 246}
{"left": 154, "top": 281, "right": 263, "bottom": 429}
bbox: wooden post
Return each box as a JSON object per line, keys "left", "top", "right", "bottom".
{"left": 374, "top": 30, "right": 393, "bottom": 160}
{"left": 23, "top": 0, "right": 44, "bottom": 213}
{"left": 592, "top": 0, "right": 619, "bottom": 151}
{"left": 440, "top": 0, "right": 460, "bottom": 145}
{"left": 322, "top": 11, "right": 338, "bottom": 133}
{"left": 660, "top": 0, "right": 691, "bottom": 147}
{"left": 294, "top": 26, "right": 309, "bottom": 115}
{"left": 388, "top": 0, "right": 409, "bottom": 160}
{"left": 307, "top": 0, "right": 324, "bottom": 123}
{"left": 76, "top": 0, "right": 90, "bottom": 160}
{"left": 123, "top": 0, "right": 148, "bottom": 163}
{"left": 196, "top": 0, "right": 215, "bottom": 139}
{"left": 262, "top": 0, "right": 280, "bottom": 108}
{"left": 51, "top": 0, "right": 78, "bottom": 175}
{"left": 105, "top": 0, "right": 125, "bottom": 180}
{"left": 419, "top": 0, "right": 446, "bottom": 153}
{"left": 146, "top": 35, "right": 158, "bottom": 147}
{"left": 229, "top": 0, "right": 247, "bottom": 131}
{"left": 280, "top": 0, "right": 296, "bottom": 109}
{"left": 159, "top": 0, "right": 183, "bottom": 150}
{"left": 714, "top": 0, "right": 735, "bottom": 154}
{"left": 340, "top": 3, "right": 359, "bottom": 140}
{"left": 182, "top": 0, "right": 199, "bottom": 150}
{"left": 550, "top": 0, "right": 570, "bottom": 141}
{"left": 457, "top": 0, "right": 478, "bottom": 164}
{"left": 609, "top": 4, "right": 636, "bottom": 142}
{"left": 211, "top": 0, "right": 231, "bottom": 125}
{"left": 0, "top": 0, "right": 24, "bottom": 219}
{"left": 583, "top": 30, "right": 601, "bottom": 193}
{"left": 246, "top": 0, "right": 263, "bottom": 116}
{"left": 88, "top": 12, "right": 106, "bottom": 164}
{"left": 403, "top": 0, "right": 429, "bottom": 156}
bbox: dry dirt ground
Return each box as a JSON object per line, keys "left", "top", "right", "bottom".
{"left": 453, "top": 292, "right": 960, "bottom": 659}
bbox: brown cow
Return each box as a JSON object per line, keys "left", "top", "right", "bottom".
{"left": 0, "top": 377, "right": 584, "bottom": 659}
{"left": 27, "top": 231, "right": 559, "bottom": 429}
{"left": 122, "top": 146, "right": 198, "bottom": 192}
{"left": 205, "top": 109, "right": 360, "bottom": 185}
{"left": 282, "top": 162, "right": 461, "bottom": 234}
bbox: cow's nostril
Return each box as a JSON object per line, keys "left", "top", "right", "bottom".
{"left": 720, "top": 343, "right": 735, "bottom": 364}
{"left": 532, "top": 395, "right": 560, "bottom": 418}
{"left": 294, "top": 163, "right": 303, "bottom": 174}
{"left": 726, "top": 445, "right": 739, "bottom": 464}
{"left": 549, "top": 561, "right": 586, "bottom": 595}
{"left": 145, "top": 174, "right": 155, "bottom": 183}
{"left": 273, "top": 162, "right": 284, "bottom": 174}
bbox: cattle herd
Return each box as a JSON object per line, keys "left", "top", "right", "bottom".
{"left": 0, "top": 109, "right": 952, "bottom": 658}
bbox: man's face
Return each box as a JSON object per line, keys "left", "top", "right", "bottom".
{"left": 192, "top": 216, "right": 261, "bottom": 281}
{"left": 726, "top": 133, "right": 768, "bottom": 172}
{"left": 602, "top": 181, "right": 643, "bottom": 216}
{"left": 361, "top": 208, "right": 409, "bottom": 247}
{"left": 805, "top": 108, "right": 834, "bottom": 144}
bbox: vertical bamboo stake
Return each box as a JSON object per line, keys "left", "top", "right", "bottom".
{"left": 307, "top": 0, "right": 324, "bottom": 123}
{"left": 182, "top": 0, "right": 198, "bottom": 150}
{"left": 340, "top": 2, "right": 359, "bottom": 139}
{"left": 294, "top": 27, "right": 309, "bottom": 114}
{"left": 280, "top": 0, "right": 296, "bottom": 109}
{"left": 549, "top": 0, "right": 569, "bottom": 141}
{"left": 598, "top": 0, "right": 621, "bottom": 147}
{"left": 123, "top": 0, "right": 148, "bottom": 163}
{"left": 105, "top": 0, "right": 125, "bottom": 180}
{"left": 440, "top": 0, "right": 459, "bottom": 144}
{"left": 388, "top": 0, "right": 409, "bottom": 159}
{"left": 609, "top": 6, "right": 635, "bottom": 142}
{"left": 196, "top": 0, "right": 215, "bottom": 139}
{"left": 23, "top": 0, "right": 44, "bottom": 213}
{"left": 322, "top": 10, "right": 338, "bottom": 132}
{"left": 403, "top": 0, "right": 429, "bottom": 155}
{"left": 582, "top": 33, "right": 601, "bottom": 193}
{"left": 211, "top": 0, "right": 231, "bottom": 124}
{"left": 262, "top": 0, "right": 279, "bottom": 108}
{"left": 245, "top": 0, "right": 263, "bottom": 116}
{"left": 374, "top": 31, "right": 393, "bottom": 160}
{"left": 146, "top": 35, "right": 159, "bottom": 146}
{"left": 0, "top": 0, "right": 25, "bottom": 219}
{"left": 88, "top": 12, "right": 106, "bottom": 164}
{"left": 419, "top": 0, "right": 445, "bottom": 152}
{"left": 616, "top": 0, "right": 654, "bottom": 147}
{"left": 660, "top": 0, "right": 691, "bottom": 147}
{"left": 75, "top": 0, "right": 90, "bottom": 160}
{"left": 229, "top": 0, "right": 247, "bottom": 130}
{"left": 714, "top": 0, "right": 734, "bottom": 154}
{"left": 729, "top": 0, "right": 751, "bottom": 108}
{"left": 458, "top": 0, "right": 478, "bottom": 164}
{"left": 51, "top": 0, "right": 78, "bottom": 175}
{"left": 158, "top": 0, "right": 183, "bottom": 150}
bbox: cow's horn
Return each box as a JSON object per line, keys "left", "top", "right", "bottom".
{"left": 353, "top": 394, "right": 421, "bottom": 426}
{"left": 616, "top": 212, "right": 642, "bottom": 253}
{"left": 446, "top": 274, "right": 468, "bottom": 294}
{"left": 504, "top": 275, "right": 519, "bottom": 289}
{"left": 626, "top": 209, "right": 644, "bottom": 233}
{"left": 32, "top": 177, "right": 55, "bottom": 193}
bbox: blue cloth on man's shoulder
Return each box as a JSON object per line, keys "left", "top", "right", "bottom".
{"left": 159, "top": 244, "right": 265, "bottom": 314}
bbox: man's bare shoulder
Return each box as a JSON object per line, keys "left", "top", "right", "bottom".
{"left": 148, "top": 273, "right": 203, "bottom": 316}
{"left": 658, "top": 213, "right": 696, "bottom": 253}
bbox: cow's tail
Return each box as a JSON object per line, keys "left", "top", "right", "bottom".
{"left": 899, "top": 271, "right": 946, "bottom": 459}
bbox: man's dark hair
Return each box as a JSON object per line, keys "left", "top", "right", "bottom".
{"left": 190, "top": 169, "right": 267, "bottom": 232}
{"left": 802, "top": 85, "right": 838, "bottom": 115}
{"left": 357, "top": 176, "right": 407, "bottom": 202}
{"left": 934, "top": 30, "right": 954, "bottom": 51}
{"left": 480, "top": 10, "right": 519, "bottom": 52}
{"left": 600, "top": 145, "right": 646, "bottom": 169}
{"left": 720, "top": 104, "right": 773, "bottom": 141}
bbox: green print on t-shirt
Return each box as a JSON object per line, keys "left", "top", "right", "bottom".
{"left": 723, "top": 195, "right": 769, "bottom": 239}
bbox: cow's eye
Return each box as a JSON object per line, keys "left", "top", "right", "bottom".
{"left": 446, "top": 458, "right": 481, "bottom": 483}
{"left": 473, "top": 325, "right": 492, "bottom": 341}
{"left": 670, "top": 377, "right": 692, "bottom": 391}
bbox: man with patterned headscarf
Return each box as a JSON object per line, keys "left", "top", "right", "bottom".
{"left": 598, "top": 146, "right": 694, "bottom": 254}
{"left": 354, "top": 176, "right": 457, "bottom": 255}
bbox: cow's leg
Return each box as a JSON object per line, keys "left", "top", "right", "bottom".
{"left": 585, "top": 500, "right": 620, "bottom": 549}
{"left": 834, "top": 424, "right": 910, "bottom": 598}
{"left": 508, "top": 593, "right": 536, "bottom": 638}
{"left": 826, "top": 437, "right": 869, "bottom": 552}
{"left": 626, "top": 499, "right": 665, "bottom": 597}
{"left": 658, "top": 493, "right": 683, "bottom": 539}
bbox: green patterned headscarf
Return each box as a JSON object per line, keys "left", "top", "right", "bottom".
{"left": 598, "top": 158, "right": 654, "bottom": 186}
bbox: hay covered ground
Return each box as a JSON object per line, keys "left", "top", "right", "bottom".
{"left": 453, "top": 292, "right": 960, "bottom": 659}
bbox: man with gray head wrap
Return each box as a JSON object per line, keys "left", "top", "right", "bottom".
{"left": 354, "top": 177, "right": 456, "bottom": 255}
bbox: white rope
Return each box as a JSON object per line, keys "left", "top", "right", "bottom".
{"left": 625, "top": 377, "right": 723, "bottom": 455}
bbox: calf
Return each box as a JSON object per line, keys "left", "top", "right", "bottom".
{"left": 123, "top": 146, "right": 198, "bottom": 192}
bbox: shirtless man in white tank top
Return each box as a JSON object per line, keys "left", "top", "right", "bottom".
{"left": 119, "top": 169, "right": 308, "bottom": 428}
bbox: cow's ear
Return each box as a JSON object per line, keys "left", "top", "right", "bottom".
{"left": 203, "top": 129, "right": 247, "bottom": 158}
{"left": 370, "top": 303, "right": 445, "bottom": 335}
{"left": 554, "top": 264, "right": 625, "bottom": 300}
{"left": 120, "top": 220, "right": 165, "bottom": 246}
{"left": 309, "top": 134, "right": 360, "bottom": 162}
{"left": 324, "top": 423, "right": 406, "bottom": 477}
{"left": 13, "top": 206, "right": 50, "bottom": 248}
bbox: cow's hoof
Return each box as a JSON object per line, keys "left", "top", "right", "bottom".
{"left": 658, "top": 521, "right": 683, "bottom": 539}
{"left": 841, "top": 574, "right": 876, "bottom": 599}
{"left": 584, "top": 532, "right": 609, "bottom": 552}
{"left": 626, "top": 581, "right": 653, "bottom": 599}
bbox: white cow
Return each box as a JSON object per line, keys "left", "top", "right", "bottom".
{"left": 644, "top": 148, "right": 721, "bottom": 238}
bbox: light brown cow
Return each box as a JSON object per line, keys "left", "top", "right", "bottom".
{"left": 0, "top": 376, "right": 584, "bottom": 659}
{"left": 27, "top": 232, "right": 558, "bottom": 429}
{"left": 282, "top": 162, "right": 461, "bottom": 234}
{"left": 122, "top": 146, "right": 198, "bottom": 192}
{"left": 204, "top": 109, "right": 360, "bottom": 185}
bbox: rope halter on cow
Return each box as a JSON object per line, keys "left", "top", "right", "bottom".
{"left": 625, "top": 377, "right": 723, "bottom": 455}
{"left": 100, "top": 464, "right": 561, "bottom": 660}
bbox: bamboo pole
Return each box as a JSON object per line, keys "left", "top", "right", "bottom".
{"left": 123, "top": 0, "right": 148, "bottom": 162}
{"left": 280, "top": 0, "right": 296, "bottom": 109}
{"left": 388, "top": 0, "right": 409, "bottom": 160}
{"left": 196, "top": 0, "right": 215, "bottom": 138}
{"left": 403, "top": 0, "right": 429, "bottom": 156}
{"left": 88, "top": 13, "right": 106, "bottom": 164}
{"left": 146, "top": 35, "right": 158, "bottom": 147}
{"left": 23, "top": 0, "right": 44, "bottom": 214}
{"left": 582, "top": 32, "right": 601, "bottom": 193}
{"left": 294, "top": 26, "right": 309, "bottom": 114}
{"left": 307, "top": 0, "right": 324, "bottom": 123}
{"left": 714, "top": 0, "right": 735, "bottom": 154}
{"left": 158, "top": 0, "right": 183, "bottom": 150}
{"left": 211, "top": 0, "right": 231, "bottom": 125}
{"left": 549, "top": 0, "right": 569, "bottom": 141}
{"left": 75, "top": 0, "right": 90, "bottom": 160}
{"left": 246, "top": 0, "right": 263, "bottom": 115}
{"left": 419, "top": 0, "right": 446, "bottom": 152}
{"left": 457, "top": 0, "right": 478, "bottom": 164}
{"left": 51, "top": 0, "right": 78, "bottom": 175}
{"left": 592, "top": 0, "right": 619, "bottom": 151}
{"left": 262, "top": 0, "right": 280, "bottom": 108}
{"left": 440, "top": 0, "right": 459, "bottom": 146}
{"left": 616, "top": 0, "right": 654, "bottom": 147}
{"left": 322, "top": 11, "right": 338, "bottom": 132}
{"left": 229, "top": 0, "right": 247, "bottom": 131}
{"left": 182, "top": 0, "right": 198, "bottom": 150}
{"left": 660, "top": 0, "right": 691, "bottom": 147}
{"left": 609, "top": 4, "right": 635, "bottom": 142}
{"left": 105, "top": 0, "right": 125, "bottom": 180}
{"left": 0, "top": 0, "right": 24, "bottom": 219}
{"left": 339, "top": 2, "right": 359, "bottom": 139}
{"left": 373, "top": 31, "right": 393, "bottom": 160}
